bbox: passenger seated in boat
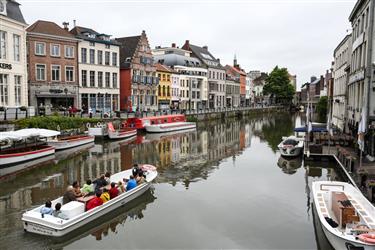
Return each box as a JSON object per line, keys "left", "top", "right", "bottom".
{"left": 136, "top": 169, "right": 145, "bottom": 184}
{"left": 72, "top": 181, "right": 84, "bottom": 197}
{"left": 126, "top": 175, "right": 137, "bottom": 191}
{"left": 93, "top": 175, "right": 108, "bottom": 190}
{"left": 81, "top": 180, "right": 94, "bottom": 194}
{"left": 104, "top": 172, "right": 111, "bottom": 183}
{"left": 52, "top": 203, "right": 68, "bottom": 220}
{"left": 40, "top": 200, "right": 53, "bottom": 215}
{"left": 132, "top": 164, "right": 139, "bottom": 177}
{"left": 63, "top": 186, "right": 77, "bottom": 204}
{"left": 86, "top": 191, "right": 103, "bottom": 211}
{"left": 100, "top": 188, "right": 110, "bottom": 203}
{"left": 117, "top": 181, "right": 125, "bottom": 194}
{"left": 109, "top": 182, "right": 119, "bottom": 199}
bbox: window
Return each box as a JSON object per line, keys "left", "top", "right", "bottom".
{"left": 112, "top": 73, "right": 117, "bottom": 88}
{"left": 81, "top": 48, "right": 87, "bottom": 63}
{"left": 65, "top": 66, "right": 74, "bottom": 82}
{"left": 112, "top": 52, "right": 117, "bottom": 66}
{"left": 13, "top": 34, "right": 20, "bottom": 61}
{"left": 89, "top": 49, "right": 95, "bottom": 64}
{"left": 51, "top": 65, "right": 60, "bottom": 81}
{"left": 89, "top": 93, "right": 96, "bottom": 108}
{"left": 14, "top": 75, "right": 21, "bottom": 105}
{"left": 36, "top": 64, "right": 46, "bottom": 81}
{"left": 90, "top": 71, "right": 95, "bottom": 87}
{"left": 0, "top": 31, "right": 6, "bottom": 59}
{"left": 35, "top": 42, "right": 46, "bottom": 56}
{"left": 105, "top": 44, "right": 110, "bottom": 49}
{"left": 97, "top": 50, "right": 103, "bottom": 64}
{"left": 51, "top": 44, "right": 60, "bottom": 57}
{"left": 65, "top": 46, "right": 74, "bottom": 58}
{"left": 98, "top": 71, "right": 103, "bottom": 88}
{"left": 82, "top": 70, "right": 87, "bottom": 87}
{"left": 0, "top": 74, "right": 8, "bottom": 105}
{"left": 105, "top": 72, "right": 110, "bottom": 87}
{"left": 89, "top": 42, "right": 95, "bottom": 46}
{"left": 105, "top": 51, "right": 110, "bottom": 65}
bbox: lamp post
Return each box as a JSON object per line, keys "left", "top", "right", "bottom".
{"left": 64, "top": 88, "right": 68, "bottom": 116}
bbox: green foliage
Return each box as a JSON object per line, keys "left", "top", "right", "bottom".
{"left": 14, "top": 116, "right": 100, "bottom": 130}
{"left": 263, "top": 66, "right": 295, "bottom": 104}
{"left": 261, "top": 113, "right": 294, "bottom": 152}
{"left": 186, "top": 116, "right": 198, "bottom": 122}
{"left": 316, "top": 96, "right": 328, "bottom": 122}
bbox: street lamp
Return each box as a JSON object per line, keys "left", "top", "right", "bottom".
{"left": 64, "top": 88, "right": 68, "bottom": 116}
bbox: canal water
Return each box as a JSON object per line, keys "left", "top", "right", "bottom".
{"left": 0, "top": 113, "right": 351, "bottom": 249}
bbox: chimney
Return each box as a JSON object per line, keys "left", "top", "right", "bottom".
{"left": 185, "top": 40, "right": 189, "bottom": 48}
{"left": 217, "top": 58, "right": 220, "bottom": 63}
{"left": 310, "top": 76, "right": 317, "bottom": 83}
{"left": 172, "top": 43, "right": 176, "bottom": 48}
{"left": 142, "top": 30, "right": 146, "bottom": 36}
{"left": 203, "top": 45, "right": 208, "bottom": 51}
{"left": 73, "top": 20, "right": 76, "bottom": 27}
{"left": 62, "top": 22, "right": 69, "bottom": 31}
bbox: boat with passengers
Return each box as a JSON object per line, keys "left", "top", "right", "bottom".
{"left": 107, "top": 122, "right": 137, "bottom": 139}
{"left": 125, "top": 114, "right": 187, "bottom": 130}
{"left": 22, "top": 165, "right": 157, "bottom": 237}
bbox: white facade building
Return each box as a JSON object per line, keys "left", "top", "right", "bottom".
{"left": 248, "top": 71, "right": 261, "bottom": 105}
{"left": 0, "top": 0, "right": 28, "bottom": 107}
{"left": 70, "top": 26, "right": 120, "bottom": 114}
{"left": 332, "top": 34, "right": 352, "bottom": 131}
{"left": 171, "top": 72, "right": 180, "bottom": 108}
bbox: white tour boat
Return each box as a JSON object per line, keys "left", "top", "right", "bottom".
{"left": 107, "top": 122, "right": 137, "bottom": 139}
{"left": 22, "top": 165, "right": 157, "bottom": 237}
{"left": 47, "top": 135, "right": 95, "bottom": 150}
{"left": 312, "top": 181, "right": 375, "bottom": 250}
{"left": 145, "top": 121, "right": 196, "bottom": 133}
{"left": 0, "top": 129, "right": 58, "bottom": 166}
{"left": 277, "top": 136, "right": 304, "bottom": 157}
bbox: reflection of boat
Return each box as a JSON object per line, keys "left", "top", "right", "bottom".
{"left": 107, "top": 122, "right": 137, "bottom": 139}
{"left": 145, "top": 121, "right": 196, "bottom": 133}
{"left": 277, "top": 136, "right": 304, "bottom": 157}
{"left": 312, "top": 198, "right": 335, "bottom": 250}
{"left": 47, "top": 135, "right": 95, "bottom": 150}
{"left": 277, "top": 156, "right": 302, "bottom": 175}
{"left": 0, "top": 129, "right": 59, "bottom": 166}
{"left": 50, "top": 189, "right": 156, "bottom": 248}
{"left": 145, "top": 128, "right": 196, "bottom": 141}
{"left": 22, "top": 167, "right": 158, "bottom": 237}
{"left": 55, "top": 142, "right": 95, "bottom": 161}
{"left": 312, "top": 181, "right": 375, "bottom": 249}
{"left": 0, "top": 154, "right": 55, "bottom": 177}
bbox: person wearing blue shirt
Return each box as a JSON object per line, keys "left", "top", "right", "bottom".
{"left": 126, "top": 175, "right": 137, "bottom": 191}
{"left": 40, "top": 200, "right": 53, "bottom": 215}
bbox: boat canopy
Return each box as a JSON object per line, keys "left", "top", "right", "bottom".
{"left": 294, "top": 126, "right": 329, "bottom": 133}
{"left": 0, "top": 129, "right": 60, "bottom": 142}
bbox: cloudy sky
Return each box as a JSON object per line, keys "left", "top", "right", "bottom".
{"left": 19, "top": 0, "right": 356, "bottom": 89}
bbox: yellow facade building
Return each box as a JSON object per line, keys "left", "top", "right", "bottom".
{"left": 156, "top": 63, "right": 173, "bottom": 110}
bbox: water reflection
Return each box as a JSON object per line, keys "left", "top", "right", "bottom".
{"left": 277, "top": 156, "right": 303, "bottom": 175}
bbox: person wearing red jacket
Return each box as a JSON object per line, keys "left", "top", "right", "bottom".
{"left": 86, "top": 191, "right": 103, "bottom": 211}
{"left": 109, "top": 182, "right": 119, "bottom": 199}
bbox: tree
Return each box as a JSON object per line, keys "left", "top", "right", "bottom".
{"left": 263, "top": 66, "right": 295, "bottom": 104}
{"left": 316, "top": 96, "right": 328, "bottom": 122}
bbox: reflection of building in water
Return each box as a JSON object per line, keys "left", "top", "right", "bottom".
{"left": 208, "top": 123, "right": 227, "bottom": 161}
{"left": 171, "top": 136, "right": 181, "bottom": 163}
{"left": 245, "top": 123, "right": 252, "bottom": 147}
{"left": 157, "top": 139, "right": 172, "bottom": 168}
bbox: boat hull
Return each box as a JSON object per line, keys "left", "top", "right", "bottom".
{"left": 47, "top": 136, "right": 95, "bottom": 150}
{"left": 145, "top": 122, "right": 196, "bottom": 133}
{"left": 23, "top": 182, "right": 152, "bottom": 237}
{"left": 108, "top": 129, "right": 137, "bottom": 139}
{"left": 0, "top": 145, "right": 55, "bottom": 166}
{"left": 278, "top": 146, "right": 303, "bottom": 157}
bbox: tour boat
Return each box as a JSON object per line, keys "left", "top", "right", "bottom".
{"left": 0, "top": 129, "right": 59, "bottom": 166}
{"left": 107, "top": 122, "right": 137, "bottom": 139}
{"left": 125, "top": 114, "right": 186, "bottom": 130}
{"left": 22, "top": 165, "right": 158, "bottom": 237}
{"left": 47, "top": 135, "right": 95, "bottom": 150}
{"left": 144, "top": 121, "right": 196, "bottom": 133}
{"left": 277, "top": 136, "right": 304, "bottom": 157}
{"left": 312, "top": 181, "right": 375, "bottom": 250}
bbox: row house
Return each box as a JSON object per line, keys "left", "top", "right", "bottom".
{"left": 153, "top": 44, "right": 208, "bottom": 110}
{"left": 116, "top": 31, "right": 158, "bottom": 112}
{"left": 225, "top": 57, "right": 247, "bottom": 107}
{"left": 171, "top": 69, "right": 180, "bottom": 109}
{"left": 247, "top": 70, "right": 262, "bottom": 105}
{"left": 225, "top": 69, "right": 240, "bottom": 108}
{"left": 70, "top": 25, "right": 120, "bottom": 113}
{"left": 245, "top": 74, "right": 251, "bottom": 106}
{"left": 155, "top": 63, "right": 173, "bottom": 110}
{"left": 253, "top": 73, "right": 268, "bottom": 104}
{"left": 182, "top": 41, "right": 226, "bottom": 109}
{"left": 27, "top": 21, "right": 79, "bottom": 110}
{"left": 0, "top": 0, "right": 28, "bottom": 107}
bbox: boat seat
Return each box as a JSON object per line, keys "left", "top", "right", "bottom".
{"left": 61, "top": 201, "right": 85, "bottom": 219}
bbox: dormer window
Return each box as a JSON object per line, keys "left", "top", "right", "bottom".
{"left": 0, "top": 0, "right": 7, "bottom": 16}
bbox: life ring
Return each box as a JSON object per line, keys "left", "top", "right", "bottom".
{"left": 97, "top": 122, "right": 102, "bottom": 128}
{"left": 141, "top": 164, "right": 156, "bottom": 172}
{"left": 86, "top": 122, "right": 91, "bottom": 128}
{"left": 358, "top": 233, "right": 375, "bottom": 244}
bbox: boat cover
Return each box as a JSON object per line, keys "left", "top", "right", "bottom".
{"left": 294, "top": 126, "right": 328, "bottom": 133}
{"left": 0, "top": 129, "right": 60, "bottom": 142}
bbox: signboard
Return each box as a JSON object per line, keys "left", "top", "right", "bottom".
{"left": 0, "top": 63, "right": 12, "bottom": 70}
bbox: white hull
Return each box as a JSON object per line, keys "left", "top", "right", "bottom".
{"left": 88, "top": 127, "right": 108, "bottom": 137}
{"left": 278, "top": 136, "right": 304, "bottom": 157}
{"left": 0, "top": 146, "right": 55, "bottom": 166}
{"left": 108, "top": 129, "right": 137, "bottom": 139}
{"left": 312, "top": 181, "right": 375, "bottom": 250}
{"left": 0, "top": 154, "right": 55, "bottom": 177}
{"left": 22, "top": 168, "right": 157, "bottom": 237}
{"left": 145, "top": 122, "right": 196, "bottom": 133}
{"left": 48, "top": 136, "right": 95, "bottom": 150}
{"left": 278, "top": 147, "right": 303, "bottom": 157}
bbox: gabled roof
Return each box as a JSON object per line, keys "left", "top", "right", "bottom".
{"left": 185, "top": 44, "right": 224, "bottom": 70}
{"left": 225, "top": 65, "right": 246, "bottom": 76}
{"left": 253, "top": 73, "right": 268, "bottom": 85}
{"left": 116, "top": 35, "right": 141, "bottom": 67}
{"left": 27, "top": 20, "right": 76, "bottom": 38}
{"left": 155, "top": 63, "right": 174, "bottom": 73}
{"left": 3, "top": 0, "right": 26, "bottom": 24}
{"left": 70, "top": 25, "right": 120, "bottom": 45}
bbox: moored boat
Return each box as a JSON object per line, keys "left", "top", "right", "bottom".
{"left": 107, "top": 122, "right": 137, "bottom": 139}
{"left": 125, "top": 114, "right": 186, "bottom": 130}
{"left": 312, "top": 181, "right": 375, "bottom": 250}
{"left": 22, "top": 166, "right": 158, "bottom": 237}
{"left": 47, "top": 135, "right": 95, "bottom": 150}
{"left": 277, "top": 136, "right": 304, "bottom": 157}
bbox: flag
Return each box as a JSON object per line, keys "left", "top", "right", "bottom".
{"left": 358, "top": 106, "right": 367, "bottom": 151}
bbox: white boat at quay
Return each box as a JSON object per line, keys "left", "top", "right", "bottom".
{"left": 107, "top": 122, "right": 137, "bottom": 139}
{"left": 144, "top": 121, "right": 196, "bottom": 133}
{"left": 22, "top": 165, "right": 158, "bottom": 237}
{"left": 47, "top": 135, "right": 95, "bottom": 150}
{"left": 312, "top": 181, "right": 375, "bottom": 250}
{"left": 277, "top": 136, "right": 304, "bottom": 157}
{"left": 0, "top": 129, "right": 58, "bottom": 166}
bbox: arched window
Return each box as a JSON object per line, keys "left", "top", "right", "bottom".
{"left": 167, "top": 86, "right": 170, "bottom": 96}
{"left": 158, "top": 85, "right": 161, "bottom": 96}
{"left": 163, "top": 85, "right": 166, "bottom": 97}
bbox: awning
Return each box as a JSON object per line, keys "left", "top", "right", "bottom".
{"left": 0, "top": 129, "right": 60, "bottom": 142}
{"left": 294, "top": 126, "right": 329, "bottom": 133}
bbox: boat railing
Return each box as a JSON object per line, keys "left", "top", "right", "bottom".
{"left": 320, "top": 183, "right": 345, "bottom": 191}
